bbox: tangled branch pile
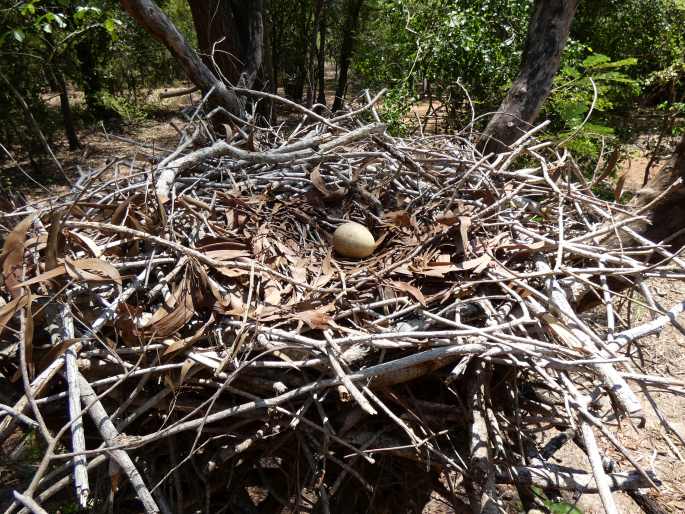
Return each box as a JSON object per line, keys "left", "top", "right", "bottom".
{"left": 1, "top": 93, "right": 684, "bottom": 513}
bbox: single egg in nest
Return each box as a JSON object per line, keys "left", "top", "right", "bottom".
{"left": 333, "top": 222, "right": 375, "bottom": 258}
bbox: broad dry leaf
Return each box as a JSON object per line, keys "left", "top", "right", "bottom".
{"left": 141, "top": 279, "right": 195, "bottom": 337}
{"left": 65, "top": 257, "right": 122, "bottom": 286}
{"left": 66, "top": 230, "right": 103, "bottom": 257}
{"left": 203, "top": 249, "right": 250, "bottom": 261}
{"left": 0, "top": 294, "right": 28, "bottom": 340}
{"left": 310, "top": 165, "right": 330, "bottom": 196}
{"left": 18, "top": 258, "right": 122, "bottom": 289}
{"left": 1, "top": 215, "right": 34, "bottom": 298}
{"left": 389, "top": 281, "right": 426, "bottom": 305}
{"left": 294, "top": 304, "right": 335, "bottom": 330}
{"left": 263, "top": 277, "right": 282, "bottom": 305}
{"left": 458, "top": 216, "right": 472, "bottom": 256}
{"left": 384, "top": 210, "right": 412, "bottom": 227}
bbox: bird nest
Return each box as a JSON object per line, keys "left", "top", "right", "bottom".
{"left": 1, "top": 92, "right": 683, "bottom": 513}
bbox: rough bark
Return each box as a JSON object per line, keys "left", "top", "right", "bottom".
{"left": 306, "top": 0, "right": 325, "bottom": 107}
{"left": 332, "top": 0, "right": 364, "bottom": 112}
{"left": 187, "top": 0, "right": 264, "bottom": 89}
{"left": 47, "top": 69, "right": 79, "bottom": 150}
{"left": 120, "top": 0, "right": 242, "bottom": 116}
{"left": 316, "top": 4, "right": 328, "bottom": 107}
{"left": 481, "top": 0, "right": 578, "bottom": 154}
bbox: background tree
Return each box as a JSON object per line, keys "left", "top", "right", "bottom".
{"left": 481, "top": 0, "right": 579, "bottom": 153}
{"left": 187, "top": 0, "right": 265, "bottom": 89}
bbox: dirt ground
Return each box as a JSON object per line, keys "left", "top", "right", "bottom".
{"left": 1, "top": 87, "right": 684, "bottom": 514}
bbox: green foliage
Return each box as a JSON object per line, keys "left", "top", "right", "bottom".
{"left": 0, "top": 0, "right": 193, "bottom": 158}
{"left": 355, "top": 0, "right": 530, "bottom": 127}
{"left": 546, "top": 48, "right": 640, "bottom": 158}
{"left": 100, "top": 92, "right": 149, "bottom": 124}
{"left": 530, "top": 487, "right": 584, "bottom": 514}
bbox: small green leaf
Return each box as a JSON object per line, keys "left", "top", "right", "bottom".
{"left": 42, "top": 23, "right": 53, "bottom": 33}
{"left": 582, "top": 53, "right": 611, "bottom": 68}
{"left": 104, "top": 18, "right": 116, "bottom": 34}
{"left": 592, "top": 57, "right": 638, "bottom": 70}
{"left": 12, "top": 29, "right": 25, "bottom": 43}
{"left": 21, "top": 2, "right": 36, "bottom": 15}
{"left": 545, "top": 500, "right": 584, "bottom": 514}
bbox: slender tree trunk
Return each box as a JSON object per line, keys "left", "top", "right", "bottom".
{"left": 47, "top": 69, "right": 79, "bottom": 150}
{"left": 481, "top": 0, "right": 578, "bottom": 154}
{"left": 332, "top": 0, "right": 364, "bottom": 112}
{"left": 186, "top": 0, "right": 264, "bottom": 89}
{"left": 306, "top": 0, "right": 325, "bottom": 107}
{"left": 75, "top": 34, "right": 109, "bottom": 118}
{"left": 316, "top": 3, "right": 328, "bottom": 107}
{"left": 120, "top": 0, "right": 242, "bottom": 116}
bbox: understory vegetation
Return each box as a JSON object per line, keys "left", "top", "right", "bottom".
{"left": 1, "top": 0, "right": 683, "bottom": 172}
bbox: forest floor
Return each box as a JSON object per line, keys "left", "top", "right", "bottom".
{"left": 1, "top": 85, "right": 684, "bottom": 514}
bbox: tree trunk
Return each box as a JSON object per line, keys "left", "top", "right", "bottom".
{"left": 120, "top": 0, "right": 242, "bottom": 116}
{"left": 47, "top": 69, "right": 80, "bottom": 150}
{"left": 332, "top": 0, "right": 364, "bottom": 112}
{"left": 481, "top": 0, "right": 578, "bottom": 154}
{"left": 75, "top": 33, "right": 110, "bottom": 119}
{"left": 187, "top": 0, "right": 264, "bottom": 89}
{"left": 316, "top": 3, "right": 328, "bottom": 107}
{"left": 306, "top": 0, "right": 325, "bottom": 107}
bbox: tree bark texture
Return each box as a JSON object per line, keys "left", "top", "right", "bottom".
{"left": 120, "top": 0, "right": 242, "bottom": 116}
{"left": 306, "top": 0, "right": 325, "bottom": 107}
{"left": 187, "top": 0, "right": 264, "bottom": 89}
{"left": 482, "top": 0, "right": 578, "bottom": 154}
{"left": 316, "top": 4, "right": 328, "bottom": 107}
{"left": 47, "top": 69, "right": 79, "bottom": 150}
{"left": 332, "top": 0, "right": 364, "bottom": 112}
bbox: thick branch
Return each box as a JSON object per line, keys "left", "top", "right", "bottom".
{"left": 120, "top": 0, "right": 242, "bottom": 116}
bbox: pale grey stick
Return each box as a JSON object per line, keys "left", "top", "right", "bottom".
{"left": 77, "top": 374, "right": 161, "bottom": 514}
{"left": 62, "top": 305, "right": 89, "bottom": 509}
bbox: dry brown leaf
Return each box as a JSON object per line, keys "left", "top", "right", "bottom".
{"left": 458, "top": 216, "right": 472, "bottom": 256}
{"left": 141, "top": 279, "right": 195, "bottom": 338}
{"left": 460, "top": 253, "right": 491, "bottom": 272}
{"left": 65, "top": 257, "right": 122, "bottom": 286}
{"left": 203, "top": 249, "right": 250, "bottom": 261}
{"left": 295, "top": 307, "right": 333, "bottom": 330}
{"left": 215, "top": 266, "right": 250, "bottom": 278}
{"left": 384, "top": 210, "right": 412, "bottom": 227}
{"left": 389, "top": 281, "right": 426, "bottom": 305}
{"left": 66, "top": 230, "right": 103, "bottom": 257}
{"left": 310, "top": 165, "right": 330, "bottom": 196}
{"left": 263, "top": 278, "right": 282, "bottom": 305}
{"left": 0, "top": 294, "right": 28, "bottom": 340}
{"left": 18, "top": 258, "right": 122, "bottom": 289}
{"left": 1, "top": 215, "right": 34, "bottom": 298}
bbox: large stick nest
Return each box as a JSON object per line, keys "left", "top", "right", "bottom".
{"left": 1, "top": 93, "right": 683, "bottom": 513}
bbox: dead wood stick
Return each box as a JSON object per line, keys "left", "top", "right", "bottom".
{"left": 534, "top": 257, "right": 643, "bottom": 419}
{"left": 496, "top": 466, "right": 659, "bottom": 492}
{"left": 11, "top": 493, "right": 48, "bottom": 514}
{"left": 154, "top": 123, "right": 385, "bottom": 201}
{"left": 77, "top": 374, "right": 160, "bottom": 514}
{"left": 62, "top": 305, "right": 89, "bottom": 509}
{"left": 159, "top": 85, "right": 199, "bottom": 99}
{"left": 467, "top": 360, "right": 500, "bottom": 514}
{"left": 323, "top": 332, "right": 377, "bottom": 415}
